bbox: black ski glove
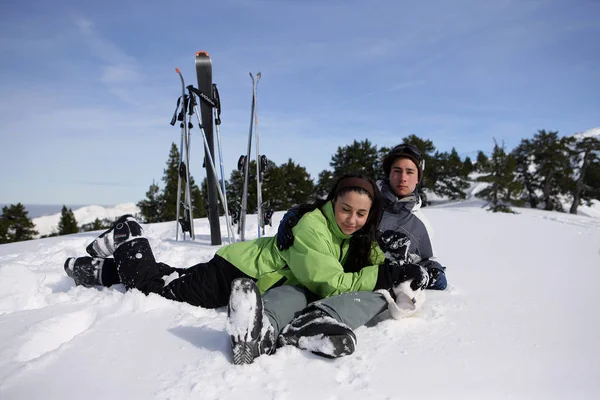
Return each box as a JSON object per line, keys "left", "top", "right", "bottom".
{"left": 375, "top": 260, "right": 429, "bottom": 292}
{"left": 377, "top": 230, "right": 411, "bottom": 265}
{"left": 276, "top": 204, "right": 313, "bottom": 251}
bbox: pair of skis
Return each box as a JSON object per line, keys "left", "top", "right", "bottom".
{"left": 238, "top": 73, "right": 270, "bottom": 241}
{"left": 170, "top": 52, "right": 235, "bottom": 244}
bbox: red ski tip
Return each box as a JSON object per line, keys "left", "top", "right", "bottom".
{"left": 175, "top": 68, "right": 180, "bottom": 73}
{"left": 196, "top": 51, "right": 209, "bottom": 57}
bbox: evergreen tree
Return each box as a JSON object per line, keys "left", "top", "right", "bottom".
{"left": 137, "top": 142, "right": 207, "bottom": 223}
{"left": 227, "top": 159, "right": 258, "bottom": 216}
{"left": 262, "top": 158, "right": 314, "bottom": 211}
{"left": 427, "top": 147, "right": 470, "bottom": 200}
{"left": 190, "top": 176, "right": 206, "bottom": 218}
{"left": 569, "top": 136, "right": 600, "bottom": 214}
{"left": 161, "top": 143, "right": 183, "bottom": 221}
{"left": 585, "top": 159, "right": 600, "bottom": 200}
{"left": 513, "top": 131, "right": 575, "bottom": 211}
{"left": 375, "top": 146, "right": 392, "bottom": 180}
{"left": 137, "top": 180, "right": 163, "bottom": 223}
{"left": 463, "top": 156, "right": 475, "bottom": 175}
{"left": 512, "top": 138, "right": 539, "bottom": 208}
{"left": 226, "top": 158, "right": 313, "bottom": 216}
{"left": 0, "top": 203, "right": 38, "bottom": 243}
{"left": 80, "top": 218, "right": 112, "bottom": 232}
{"left": 477, "top": 141, "right": 522, "bottom": 213}
{"left": 0, "top": 215, "right": 8, "bottom": 244}
{"left": 58, "top": 206, "right": 79, "bottom": 235}
{"left": 530, "top": 130, "right": 573, "bottom": 211}
{"left": 475, "top": 151, "right": 490, "bottom": 173}
{"left": 314, "top": 169, "right": 335, "bottom": 199}
{"left": 330, "top": 139, "right": 380, "bottom": 179}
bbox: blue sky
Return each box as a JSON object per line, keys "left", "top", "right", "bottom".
{"left": 1, "top": 0, "right": 598, "bottom": 206}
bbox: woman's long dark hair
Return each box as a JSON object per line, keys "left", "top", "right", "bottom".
{"left": 298, "top": 173, "right": 382, "bottom": 273}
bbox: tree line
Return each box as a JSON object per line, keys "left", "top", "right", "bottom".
{"left": 2, "top": 129, "right": 598, "bottom": 244}
{"left": 138, "top": 129, "right": 599, "bottom": 222}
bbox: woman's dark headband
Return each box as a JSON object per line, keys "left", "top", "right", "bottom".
{"left": 336, "top": 177, "right": 375, "bottom": 199}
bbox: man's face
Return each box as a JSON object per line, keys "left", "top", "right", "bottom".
{"left": 388, "top": 157, "right": 419, "bottom": 198}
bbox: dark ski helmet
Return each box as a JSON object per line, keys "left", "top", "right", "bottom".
{"left": 382, "top": 144, "right": 425, "bottom": 182}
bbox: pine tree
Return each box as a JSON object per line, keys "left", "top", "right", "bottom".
{"left": 427, "top": 147, "right": 470, "bottom": 200}
{"left": 477, "top": 141, "right": 522, "bottom": 213}
{"left": 314, "top": 169, "right": 335, "bottom": 199}
{"left": 585, "top": 160, "right": 600, "bottom": 200}
{"left": 190, "top": 176, "right": 206, "bottom": 218}
{"left": 512, "top": 138, "right": 539, "bottom": 208}
{"left": 463, "top": 156, "right": 475, "bottom": 175}
{"left": 80, "top": 218, "right": 112, "bottom": 232}
{"left": 530, "top": 130, "right": 573, "bottom": 211}
{"left": 161, "top": 143, "right": 183, "bottom": 221}
{"left": 0, "top": 203, "right": 38, "bottom": 243}
{"left": 227, "top": 159, "right": 258, "bottom": 216}
{"left": 569, "top": 136, "right": 600, "bottom": 214}
{"left": 58, "top": 206, "right": 79, "bottom": 235}
{"left": 262, "top": 159, "right": 314, "bottom": 211}
{"left": 330, "top": 139, "right": 380, "bottom": 179}
{"left": 137, "top": 143, "right": 207, "bottom": 223}
{"left": 375, "top": 146, "right": 392, "bottom": 180}
{"left": 137, "top": 180, "right": 163, "bottom": 223}
{"left": 0, "top": 215, "right": 9, "bottom": 244}
{"left": 475, "top": 151, "right": 490, "bottom": 173}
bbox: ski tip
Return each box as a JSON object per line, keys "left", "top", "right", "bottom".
{"left": 175, "top": 67, "right": 180, "bottom": 73}
{"left": 196, "top": 50, "right": 210, "bottom": 57}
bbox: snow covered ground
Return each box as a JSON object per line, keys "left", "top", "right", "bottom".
{"left": 1, "top": 201, "right": 600, "bottom": 399}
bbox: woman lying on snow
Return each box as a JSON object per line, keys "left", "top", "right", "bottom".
{"left": 266, "top": 144, "right": 449, "bottom": 363}
{"left": 64, "top": 174, "right": 430, "bottom": 364}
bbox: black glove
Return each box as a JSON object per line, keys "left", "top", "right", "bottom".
{"left": 276, "top": 207, "right": 300, "bottom": 250}
{"left": 375, "top": 260, "right": 429, "bottom": 292}
{"left": 377, "top": 230, "right": 411, "bottom": 265}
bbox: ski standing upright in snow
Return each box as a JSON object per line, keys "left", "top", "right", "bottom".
{"left": 252, "top": 72, "right": 265, "bottom": 238}
{"left": 195, "top": 51, "right": 222, "bottom": 245}
{"left": 238, "top": 72, "right": 261, "bottom": 241}
{"left": 170, "top": 68, "right": 195, "bottom": 241}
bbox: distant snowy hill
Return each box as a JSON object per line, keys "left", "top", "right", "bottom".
{"left": 1, "top": 203, "right": 599, "bottom": 399}
{"left": 574, "top": 126, "right": 600, "bottom": 139}
{"left": 33, "top": 203, "right": 139, "bottom": 237}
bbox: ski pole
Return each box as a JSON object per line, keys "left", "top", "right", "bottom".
{"left": 212, "top": 84, "right": 236, "bottom": 242}
{"left": 187, "top": 87, "right": 236, "bottom": 244}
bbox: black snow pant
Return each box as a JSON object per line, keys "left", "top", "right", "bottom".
{"left": 111, "top": 238, "right": 251, "bottom": 308}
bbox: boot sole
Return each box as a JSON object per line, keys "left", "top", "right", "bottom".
{"left": 227, "top": 278, "right": 263, "bottom": 365}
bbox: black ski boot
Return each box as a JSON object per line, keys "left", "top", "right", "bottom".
{"left": 86, "top": 215, "right": 144, "bottom": 258}
{"left": 279, "top": 306, "right": 357, "bottom": 358}
{"left": 64, "top": 257, "right": 109, "bottom": 287}
{"left": 226, "top": 278, "right": 275, "bottom": 365}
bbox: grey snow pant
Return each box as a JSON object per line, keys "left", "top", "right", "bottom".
{"left": 262, "top": 286, "right": 390, "bottom": 335}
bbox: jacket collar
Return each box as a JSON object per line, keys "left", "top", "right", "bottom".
{"left": 321, "top": 201, "right": 353, "bottom": 240}
{"left": 377, "top": 180, "right": 422, "bottom": 212}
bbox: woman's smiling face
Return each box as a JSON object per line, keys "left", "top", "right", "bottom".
{"left": 333, "top": 191, "right": 372, "bottom": 235}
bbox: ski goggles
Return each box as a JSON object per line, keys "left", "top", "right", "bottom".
{"left": 390, "top": 144, "right": 425, "bottom": 171}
